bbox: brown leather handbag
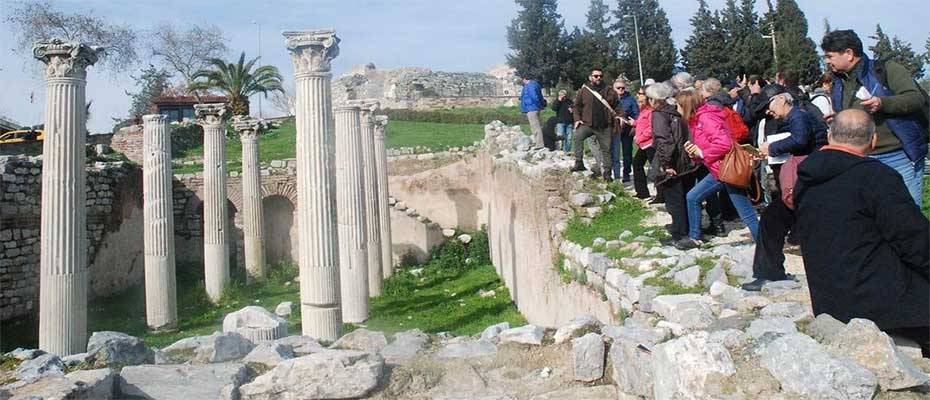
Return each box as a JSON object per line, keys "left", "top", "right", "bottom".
{"left": 718, "top": 143, "right": 756, "bottom": 189}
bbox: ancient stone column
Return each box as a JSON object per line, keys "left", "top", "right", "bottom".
{"left": 353, "top": 100, "right": 384, "bottom": 296}
{"left": 334, "top": 105, "right": 368, "bottom": 323}
{"left": 372, "top": 115, "right": 394, "bottom": 278}
{"left": 233, "top": 116, "right": 266, "bottom": 283}
{"left": 142, "top": 114, "right": 178, "bottom": 331}
{"left": 195, "top": 103, "right": 230, "bottom": 303}
{"left": 284, "top": 29, "right": 343, "bottom": 340}
{"left": 34, "top": 39, "right": 101, "bottom": 356}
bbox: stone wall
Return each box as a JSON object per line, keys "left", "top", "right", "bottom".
{"left": 110, "top": 125, "right": 144, "bottom": 164}
{"left": 0, "top": 156, "right": 144, "bottom": 320}
{"left": 333, "top": 63, "right": 520, "bottom": 110}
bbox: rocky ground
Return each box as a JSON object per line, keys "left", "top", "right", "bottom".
{"left": 1, "top": 122, "right": 928, "bottom": 399}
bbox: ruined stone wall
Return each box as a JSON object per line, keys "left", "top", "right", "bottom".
{"left": 0, "top": 156, "right": 144, "bottom": 320}
{"left": 110, "top": 125, "right": 144, "bottom": 164}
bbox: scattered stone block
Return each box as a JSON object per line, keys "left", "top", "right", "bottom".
{"left": 827, "top": 318, "right": 929, "bottom": 390}
{"left": 330, "top": 329, "right": 389, "bottom": 353}
{"left": 498, "top": 325, "right": 544, "bottom": 346}
{"left": 572, "top": 333, "right": 605, "bottom": 382}
{"left": 380, "top": 329, "right": 430, "bottom": 363}
{"left": 243, "top": 342, "right": 294, "bottom": 368}
{"left": 7, "top": 368, "right": 115, "bottom": 400}
{"left": 673, "top": 266, "right": 701, "bottom": 288}
{"left": 119, "top": 363, "right": 249, "bottom": 400}
{"left": 86, "top": 331, "right": 154, "bottom": 368}
{"left": 457, "top": 234, "right": 472, "bottom": 244}
{"left": 745, "top": 317, "right": 798, "bottom": 339}
{"left": 192, "top": 332, "right": 255, "bottom": 363}
{"left": 760, "top": 301, "right": 813, "bottom": 323}
{"left": 653, "top": 332, "right": 736, "bottom": 400}
{"left": 554, "top": 315, "right": 602, "bottom": 344}
{"left": 441, "top": 229, "right": 456, "bottom": 237}
{"left": 222, "top": 306, "right": 288, "bottom": 342}
{"left": 436, "top": 339, "right": 498, "bottom": 359}
{"left": 806, "top": 313, "right": 847, "bottom": 343}
{"left": 479, "top": 322, "right": 510, "bottom": 343}
{"left": 14, "top": 353, "right": 63, "bottom": 383}
{"left": 570, "top": 193, "right": 595, "bottom": 207}
{"left": 274, "top": 335, "right": 325, "bottom": 355}
{"left": 274, "top": 301, "right": 293, "bottom": 318}
{"left": 666, "top": 301, "right": 716, "bottom": 330}
{"left": 760, "top": 333, "right": 877, "bottom": 400}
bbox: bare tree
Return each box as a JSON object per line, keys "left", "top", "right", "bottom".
{"left": 5, "top": 0, "right": 139, "bottom": 73}
{"left": 148, "top": 23, "right": 229, "bottom": 89}
{"left": 269, "top": 87, "right": 296, "bottom": 117}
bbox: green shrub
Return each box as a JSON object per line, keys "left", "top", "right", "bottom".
{"left": 170, "top": 124, "right": 204, "bottom": 157}
{"left": 383, "top": 107, "right": 556, "bottom": 126}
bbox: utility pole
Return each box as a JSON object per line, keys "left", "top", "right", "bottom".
{"left": 762, "top": 20, "right": 778, "bottom": 71}
{"left": 625, "top": 14, "right": 645, "bottom": 86}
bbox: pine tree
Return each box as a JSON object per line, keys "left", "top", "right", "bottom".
{"left": 611, "top": 0, "right": 677, "bottom": 83}
{"left": 870, "top": 25, "right": 925, "bottom": 79}
{"left": 764, "top": 0, "right": 821, "bottom": 84}
{"left": 681, "top": 0, "right": 730, "bottom": 79}
{"left": 506, "top": 0, "right": 566, "bottom": 88}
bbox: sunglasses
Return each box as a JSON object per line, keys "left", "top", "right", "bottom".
{"left": 615, "top": 86, "right": 626, "bottom": 90}
{"left": 591, "top": 74, "right": 602, "bottom": 78}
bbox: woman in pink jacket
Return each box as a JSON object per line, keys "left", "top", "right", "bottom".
{"left": 677, "top": 81, "right": 759, "bottom": 249}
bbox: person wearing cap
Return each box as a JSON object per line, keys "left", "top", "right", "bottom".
{"left": 519, "top": 74, "right": 546, "bottom": 149}
{"left": 742, "top": 92, "right": 828, "bottom": 291}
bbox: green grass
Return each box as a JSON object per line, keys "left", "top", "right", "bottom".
{"left": 563, "top": 187, "right": 653, "bottom": 248}
{"left": 1, "top": 230, "right": 523, "bottom": 350}
{"left": 385, "top": 120, "right": 485, "bottom": 150}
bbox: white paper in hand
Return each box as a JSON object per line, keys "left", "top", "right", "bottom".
{"left": 855, "top": 86, "right": 872, "bottom": 100}
{"left": 764, "top": 132, "right": 792, "bottom": 164}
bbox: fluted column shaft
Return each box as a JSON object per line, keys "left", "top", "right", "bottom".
{"left": 355, "top": 103, "right": 383, "bottom": 296}
{"left": 334, "top": 106, "right": 369, "bottom": 323}
{"left": 285, "top": 30, "right": 342, "bottom": 341}
{"left": 196, "top": 104, "right": 229, "bottom": 303}
{"left": 142, "top": 114, "right": 178, "bottom": 331}
{"left": 373, "top": 116, "right": 393, "bottom": 277}
{"left": 234, "top": 117, "right": 266, "bottom": 283}
{"left": 36, "top": 39, "right": 100, "bottom": 356}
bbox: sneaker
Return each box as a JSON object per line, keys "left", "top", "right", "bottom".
{"left": 648, "top": 197, "right": 665, "bottom": 205}
{"left": 673, "top": 237, "right": 703, "bottom": 250}
{"left": 741, "top": 278, "right": 770, "bottom": 292}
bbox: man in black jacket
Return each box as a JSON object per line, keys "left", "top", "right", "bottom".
{"left": 794, "top": 109, "right": 929, "bottom": 357}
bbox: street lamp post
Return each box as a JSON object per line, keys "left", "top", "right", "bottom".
{"left": 762, "top": 20, "right": 778, "bottom": 71}
{"left": 624, "top": 14, "right": 644, "bottom": 86}
{"left": 252, "top": 21, "right": 263, "bottom": 118}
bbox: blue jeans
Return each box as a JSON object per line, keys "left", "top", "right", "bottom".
{"left": 686, "top": 173, "right": 760, "bottom": 241}
{"left": 610, "top": 131, "right": 634, "bottom": 180}
{"left": 871, "top": 149, "right": 925, "bottom": 207}
{"left": 556, "top": 123, "right": 573, "bottom": 152}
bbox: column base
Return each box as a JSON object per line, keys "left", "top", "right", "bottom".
{"left": 301, "top": 303, "right": 341, "bottom": 342}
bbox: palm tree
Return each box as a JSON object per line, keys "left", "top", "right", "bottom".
{"left": 190, "top": 52, "right": 284, "bottom": 116}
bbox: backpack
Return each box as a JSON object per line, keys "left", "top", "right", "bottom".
{"left": 722, "top": 106, "right": 749, "bottom": 143}
{"left": 874, "top": 59, "right": 930, "bottom": 138}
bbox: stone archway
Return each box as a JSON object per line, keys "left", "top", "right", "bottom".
{"left": 262, "top": 195, "right": 297, "bottom": 266}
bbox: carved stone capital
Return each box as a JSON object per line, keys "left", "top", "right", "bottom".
{"left": 194, "top": 103, "right": 228, "bottom": 126}
{"left": 142, "top": 114, "right": 168, "bottom": 124}
{"left": 283, "top": 29, "right": 340, "bottom": 76}
{"left": 347, "top": 99, "right": 380, "bottom": 123}
{"left": 33, "top": 39, "right": 102, "bottom": 80}
{"left": 373, "top": 115, "right": 389, "bottom": 138}
{"left": 232, "top": 115, "right": 263, "bottom": 140}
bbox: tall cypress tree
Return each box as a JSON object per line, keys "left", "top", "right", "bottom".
{"left": 567, "top": 0, "right": 616, "bottom": 87}
{"left": 681, "top": 0, "right": 730, "bottom": 79}
{"left": 506, "top": 0, "right": 565, "bottom": 88}
{"left": 724, "top": 0, "right": 772, "bottom": 77}
{"left": 611, "top": 0, "right": 677, "bottom": 83}
{"left": 764, "top": 0, "right": 821, "bottom": 84}
{"left": 870, "top": 25, "right": 925, "bottom": 79}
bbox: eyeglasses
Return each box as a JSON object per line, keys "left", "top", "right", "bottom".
{"left": 591, "top": 74, "right": 602, "bottom": 78}
{"left": 615, "top": 86, "right": 626, "bottom": 90}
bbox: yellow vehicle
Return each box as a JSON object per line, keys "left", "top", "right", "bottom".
{"left": 0, "top": 129, "right": 44, "bottom": 144}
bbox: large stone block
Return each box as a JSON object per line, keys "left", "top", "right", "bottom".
{"left": 571, "top": 333, "right": 604, "bottom": 382}
{"left": 222, "top": 306, "right": 288, "bottom": 342}
{"left": 826, "top": 319, "right": 929, "bottom": 390}
{"left": 238, "top": 350, "right": 384, "bottom": 400}
{"left": 86, "top": 331, "right": 154, "bottom": 368}
{"left": 553, "top": 315, "right": 602, "bottom": 344}
{"left": 330, "top": 329, "right": 388, "bottom": 353}
{"left": 652, "top": 331, "right": 736, "bottom": 400}
{"left": 119, "top": 363, "right": 249, "bottom": 400}
{"left": 760, "top": 333, "right": 877, "bottom": 400}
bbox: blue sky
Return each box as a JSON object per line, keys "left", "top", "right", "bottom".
{"left": 1, "top": 0, "right": 928, "bottom": 132}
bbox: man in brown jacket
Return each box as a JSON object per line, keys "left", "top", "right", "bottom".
{"left": 571, "top": 67, "right": 618, "bottom": 180}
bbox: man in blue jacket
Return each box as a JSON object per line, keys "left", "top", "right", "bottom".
{"left": 822, "top": 29, "right": 928, "bottom": 207}
{"left": 743, "top": 92, "right": 828, "bottom": 291}
{"left": 520, "top": 74, "right": 546, "bottom": 149}
{"left": 611, "top": 78, "right": 639, "bottom": 182}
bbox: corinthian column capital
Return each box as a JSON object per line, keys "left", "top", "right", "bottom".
{"left": 194, "top": 103, "right": 228, "bottom": 126}
{"left": 33, "top": 39, "right": 103, "bottom": 80}
{"left": 232, "top": 115, "right": 263, "bottom": 140}
{"left": 283, "top": 29, "right": 340, "bottom": 76}
{"left": 347, "top": 99, "right": 380, "bottom": 123}
{"left": 373, "top": 115, "right": 389, "bottom": 139}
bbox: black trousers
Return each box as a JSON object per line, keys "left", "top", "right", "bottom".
{"left": 632, "top": 146, "right": 656, "bottom": 198}
{"left": 620, "top": 133, "right": 634, "bottom": 180}
{"left": 752, "top": 164, "right": 792, "bottom": 280}
{"left": 659, "top": 173, "right": 694, "bottom": 239}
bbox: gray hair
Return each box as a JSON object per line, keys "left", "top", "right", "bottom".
{"left": 558, "top": 89, "right": 568, "bottom": 96}
{"left": 646, "top": 82, "right": 674, "bottom": 100}
{"left": 670, "top": 72, "right": 695, "bottom": 91}
{"left": 830, "top": 109, "right": 875, "bottom": 146}
{"left": 702, "top": 78, "right": 721, "bottom": 95}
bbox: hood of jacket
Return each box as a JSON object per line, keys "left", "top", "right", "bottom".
{"left": 706, "top": 92, "right": 734, "bottom": 108}
{"left": 797, "top": 149, "right": 877, "bottom": 187}
{"left": 653, "top": 103, "right": 680, "bottom": 117}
